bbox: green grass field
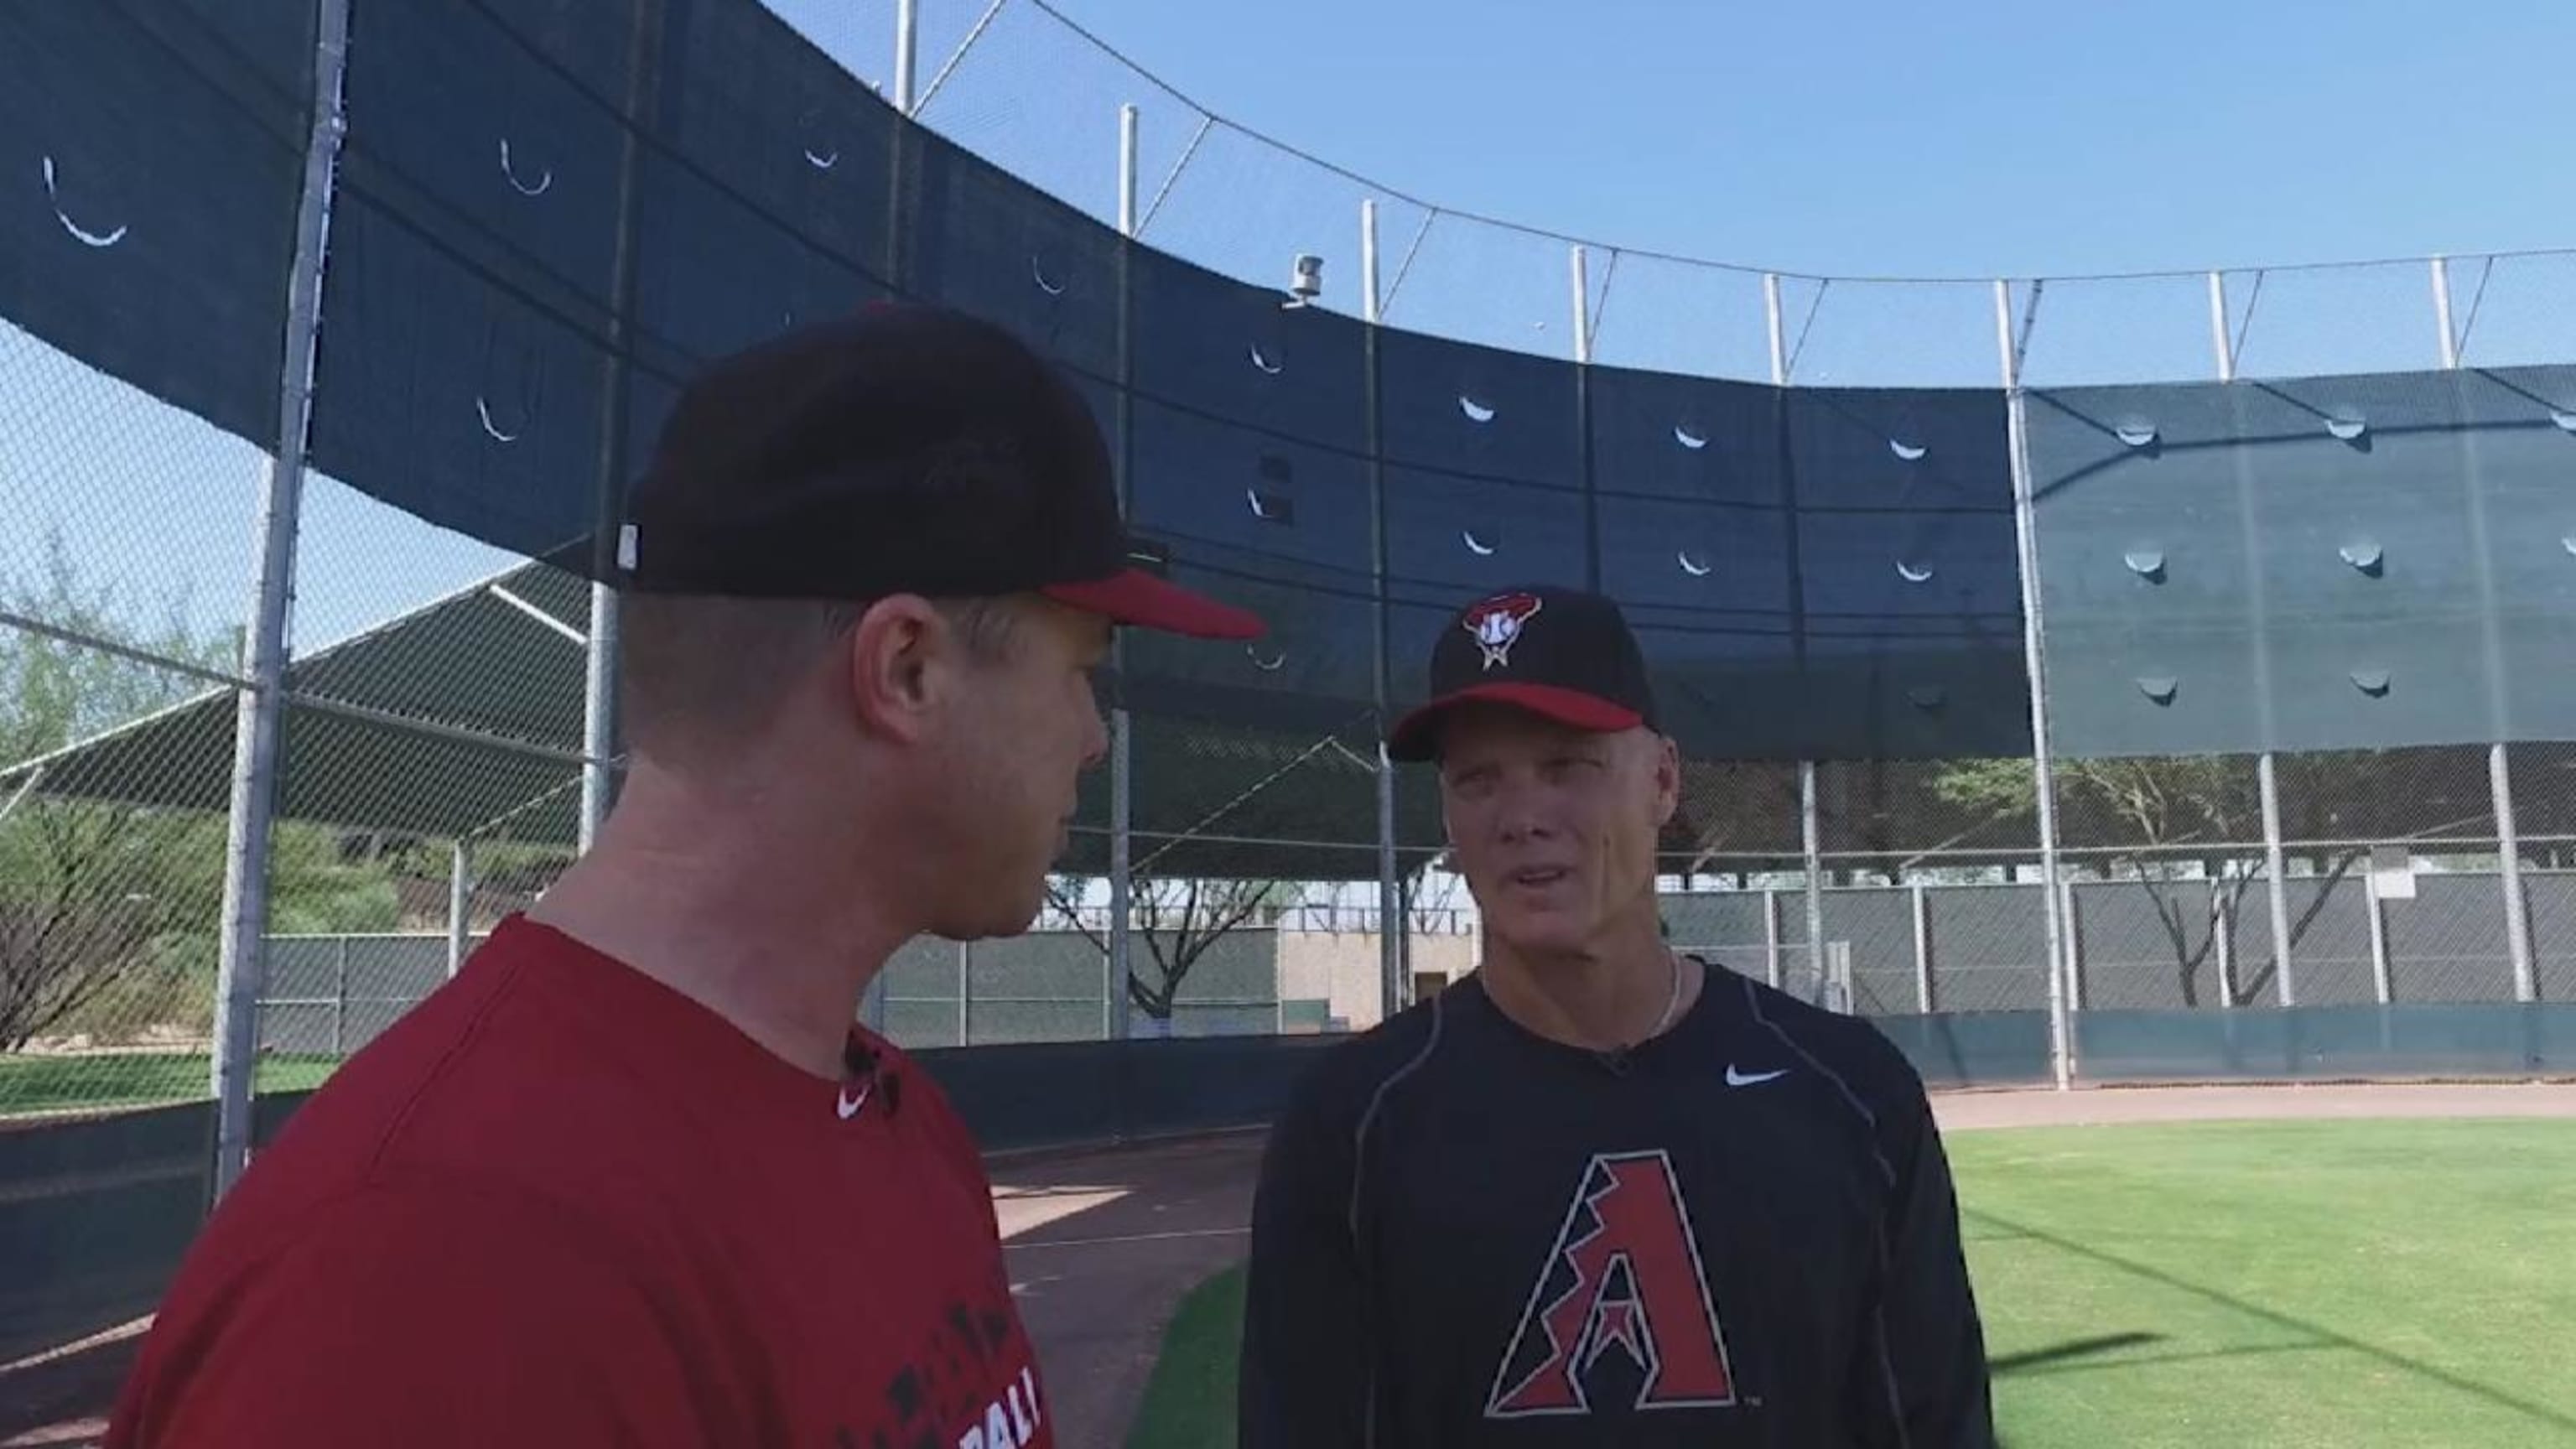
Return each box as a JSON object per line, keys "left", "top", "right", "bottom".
{"left": 0, "top": 1052, "right": 338, "bottom": 1119}
{"left": 1126, "top": 1118, "right": 2576, "bottom": 1447}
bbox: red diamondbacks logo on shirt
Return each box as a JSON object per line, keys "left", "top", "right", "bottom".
{"left": 1484, "top": 1150, "right": 1739, "bottom": 1419}
{"left": 1462, "top": 592, "right": 1544, "bottom": 671}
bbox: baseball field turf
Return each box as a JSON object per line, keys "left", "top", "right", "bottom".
{"left": 1125, "top": 1117, "right": 2576, "bottom": 1447}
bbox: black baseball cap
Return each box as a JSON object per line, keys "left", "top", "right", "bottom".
{"left": 619, "top": 302, "right": 1265, "bottom": 640}
{"left": 1385, "top": 585, "right": 1660, "bottom": 762}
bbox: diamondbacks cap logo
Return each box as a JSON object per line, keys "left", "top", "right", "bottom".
{"left": 1462, "top": 592, "right": 1544, "bottom": 671}
{"left": 1485, "top": 1150, "right": 1737, "bottom": 1420}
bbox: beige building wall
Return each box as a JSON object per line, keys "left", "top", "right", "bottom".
{"left": 1275, "top": 929, "right": 1480, "bottom": 1032}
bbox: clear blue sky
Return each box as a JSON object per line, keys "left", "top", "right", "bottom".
{"left": 13, "top": 0, "right": 2576, "bottom": 666}
{"left": 1033, "top": 0, "right": 2576, "bottom": 280}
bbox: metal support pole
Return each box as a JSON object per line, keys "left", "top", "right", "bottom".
{"left": 2210, "top": 268, "right": 2297, "bottom": 1010}
{"left": 2491, "top": 745, "right": 2538, "bottom": 1002}
{"left": 2365, "top": 867, "right": 2393, "bottom": 1005}
{"left": 893, "top": 0, "right": 921, "bottom": 113}
{"left": 2432, "top": 256, "right": 2460, "bottom": 371}
{"left": 1764, "top": 273, "right": 1789, "bottom": 385}
{"left": 2258, "top": 752, "right": 2297, "bottom": 1005}
{"left": 1800, "top": 763, "right": 1827, "bottom": 1004}
{"left": 1762, "top": 887, "right": 1784, "bottom": 989}
{"left": 1365, "top": 198, "right": 1403, "bottom": 1026}
{"left": 2060, "top": 877, "right": 2085, "bottom": 1012}
{"left": 1764, "top": 273, "right": 1829, "bottom": 1006}
{"left": 2205, "top": 270, "right": 2234, "bottom": 382}
{"left": 1997, "top": 278, "right": 2075, "bottom": 1090}
{"left": 1570, "top": 246, "right": 1593, "bottom": 365}
{"left": 581, "top": 0, "right": 662, "bottom": 852}
{"left": 1107, "top": 104, "right": 1140, "bottom": 1041}
{"left": 210, "top": 0, "right": 350, "bottom": 1200}
{"left": 2430, "top": 257, "right": 2539, "bottom": 1005}
{"left": 446, "top": 840, "right": 474, "bottom": 979}
{"left": 957, "top": 941, "right": 970, "bottom": 1046}
{"left": 579, "top": 594, "right": 616, "bottom": 850}
{"left": 2212, "top": 874, "right": 2236, "bottom": 1009}
{"left": 1912, "top": 882, "right": 1934, "bottom": 1015}
{"left": 330, "top": 939, "right": 348, "bottom": 1058}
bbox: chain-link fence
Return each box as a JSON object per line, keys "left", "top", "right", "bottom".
{"left": 10, "top": 0, "right": 2576, "bottom": 1145}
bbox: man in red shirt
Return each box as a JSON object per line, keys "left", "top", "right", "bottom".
{"left": 104, "top": 304, "right": 1264, "bottom": 1446}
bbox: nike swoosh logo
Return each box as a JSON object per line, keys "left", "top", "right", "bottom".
{"left": 1726, "top": 1065, "right": 1788, "bottom": 1088}
{"left": 837, "top": 1082, "right": 871, "bottom": 1119}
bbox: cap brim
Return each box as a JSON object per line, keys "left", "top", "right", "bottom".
{"left": 1384, "top": 683, "right": 1645, "bottom": 762}
{"left": 1042, "top": 570, "right": 1265, "bottom": 641}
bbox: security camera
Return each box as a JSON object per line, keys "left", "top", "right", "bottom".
{"left": 1285, "top": 252, "right": 1325, "bottom": 306}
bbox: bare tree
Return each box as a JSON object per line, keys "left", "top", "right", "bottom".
{"left": 1046, "top": 873, "right": 1298, "bottom": 1024}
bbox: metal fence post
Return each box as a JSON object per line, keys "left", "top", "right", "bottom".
{"left": 330, "top": 937, "right": 349, "bottom": 1058}
{"left": 2365, "top": 867, "right": 2393, "bottom": 1005}
{"left": 1762, "top": 886, "right": 1784, "bottom": 989}
{"left": 1911, "top": 882, "right": 1934, "bottom": 1014}
{"left": 2212, "top": 874, "right": 2236, "bottom": 1009}
{"left": 1997, "top": 279, "right": 2075, "bottom": 1090}
{"left": 957, "top": 939, "right": 970, "bottom": 1046}
{"left": 446, "top": 839, "right": 473, "bottom": 979}
{"left": 210, "top": 0, "right": 351, "bottom": 1199}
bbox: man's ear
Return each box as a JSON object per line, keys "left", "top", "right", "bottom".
{"left": 1651, "top": 733, "right": 1681, "bottom": 828}
{"left": 844, "top": 595, "right": 948, "bottom": 744}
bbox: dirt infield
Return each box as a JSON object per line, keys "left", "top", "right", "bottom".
{"left": 992, "top": 1130, "right": 1268, "bottom": 1448}
{"left": 8, "top": 1085, "right": 2572, "bottom": 1448}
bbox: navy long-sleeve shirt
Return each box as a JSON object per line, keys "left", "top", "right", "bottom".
{"left": 1239, "top": 958, "right": 1994, "bottom": 1446}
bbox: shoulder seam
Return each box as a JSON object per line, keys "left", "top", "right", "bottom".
{"left": 1740, "top": 974, "right": 1896, "bottom": 1189}
{"left": 1345, "top": 988, "right": 1446, "bottom": 1240}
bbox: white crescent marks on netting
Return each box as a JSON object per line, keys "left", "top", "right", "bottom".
{"left": 803, "top": 146, "right": 839, "bottom": 170}
{"left": 1674, "top": 423, "right": 1708, "bottom": 450}
{"left": 1895, "top": 558, "right": 1935, "bottom": 584}
{"left": 2115, "top": 421, "right": 2159, "bottom": 448}
{"left": 1249, "top": 343, "right": 1283, "bottom": 376}
{"left": 1246, "top": 487, "right": 1288, "bottom": 522}
{"left": 41, "top": 156, "right": 127, "bottom": 248}
{"left": 499, "top": 138, "right": 553, "bottom": 197}
{"left": 2350, "top": 667, "right": 2392, "bottom": 697}
{"left": 2552, "top": 408, "right": 2576, "bottom": 434}
{"left": 1888, "top": 438, "right": 1928, "bottom": 462}
{"left": 1031, "top": 257, "right": 1066, "bottom": 297}
{"left": 1462, "top": 529, "right": 1498, "bottom": 557}
{"left": 2135, "top": 675, "right": 2179, "bottom": 704}
{"left": 1459, "top": 395, "right": 1497, "bottom": 424}
{"left": 2125, "top": 548, "right": 2166, "bottom": 580}
{"left": 1247, "top": 646, "right": 1287, "bottom": 673}
{"left": 2563, "top": 536, "right": 2576, "bottom": 558}
{"left": 2324, "top": 415, "right": 2367, "bottom": 443}
{"left": 476, "top": 396, "right": 522, "bottom": 444}
{"left": 1677, "top": 551, "right": 1712, "bottom": 578}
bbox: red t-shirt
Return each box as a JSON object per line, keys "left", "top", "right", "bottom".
{"left": 105, "top": 916, "right": 1053, "bottom": 1448}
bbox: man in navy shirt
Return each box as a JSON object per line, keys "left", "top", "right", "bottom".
{"left": 1238, "top": 584, "right": 1995, "bottom": 1446}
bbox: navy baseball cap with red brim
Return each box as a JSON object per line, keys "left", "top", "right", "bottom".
{"left": 1386, "top": 586, "right": 1659, "bottom": 761}
{"left": 620, "top": 301, "right": 1265, "bottom": 642}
